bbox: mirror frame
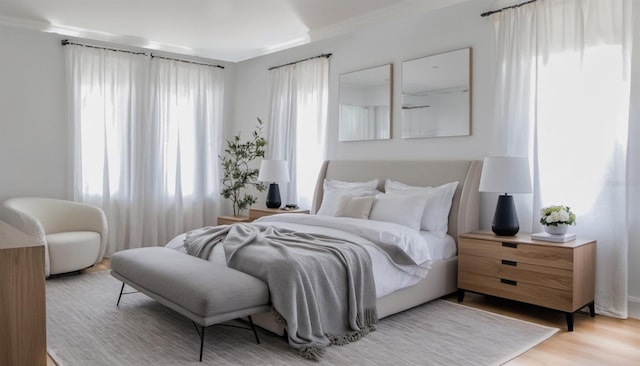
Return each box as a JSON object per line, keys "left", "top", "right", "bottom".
{"left": 338, "top": 64, "right": 393, "bottom": 142}
{"left": 401, "top": 48, "right": 472, "bottom": 138}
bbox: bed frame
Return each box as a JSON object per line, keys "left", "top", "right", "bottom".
{"left": 253, "top": 159, "right": 482, "bottom": 334}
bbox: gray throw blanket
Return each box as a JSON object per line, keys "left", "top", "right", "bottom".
{"left": 184, "top": 223, "right": 378, "bottom": 360}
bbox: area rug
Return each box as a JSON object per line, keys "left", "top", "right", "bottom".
{"left": 46, "top": 271, "right": 557, "bottom": 366}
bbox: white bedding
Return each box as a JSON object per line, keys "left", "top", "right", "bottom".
{"left": 166, "top": 213, "right": 456, "bottom": 298}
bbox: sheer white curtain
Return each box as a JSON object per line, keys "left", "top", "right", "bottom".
{"left": 491, "top": 0, "right": 633, "bottom": 317}
{"left": 267, "top": 57, "right": 329, "bottom": 210}
{"left": 65, "top": 45, "right": 223, "bottom": 254}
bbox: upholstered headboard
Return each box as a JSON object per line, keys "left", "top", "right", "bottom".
{"left": 311, "top": 160, "right": 482, "bottom": 240}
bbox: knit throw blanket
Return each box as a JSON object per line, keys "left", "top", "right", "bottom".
{"left": 184, "top": 223, "right": 378, "bottom": 360}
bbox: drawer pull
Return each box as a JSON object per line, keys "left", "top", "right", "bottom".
{"left": 502, "top": 242, "right": 518, "bottom": 248}
{"left": 501, "top": 260, "right": 517, "bottom": 266}
{"left": 501, "top": 279, "right": 517, "bottom": 286}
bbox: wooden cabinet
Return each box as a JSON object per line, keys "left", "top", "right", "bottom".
{"left": 0, "top": 220, "right": 47, "bottom": 366}
{"left": 457, "top": 231, "right": 596, "bottom": 331}
{"left": 248, "top": 207, "right": 309, "bottom": 221}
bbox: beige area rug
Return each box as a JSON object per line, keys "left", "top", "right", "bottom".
{"left": 47, "top": 271, "right": 557, "bottom": 366}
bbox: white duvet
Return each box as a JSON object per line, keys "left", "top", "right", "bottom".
{"left": 166, "top": 213, "right": 455, "bottom": 298}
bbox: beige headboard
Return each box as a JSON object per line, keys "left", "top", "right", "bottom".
{"left": 311, "top": 160, "right": 483, "bottom": 240}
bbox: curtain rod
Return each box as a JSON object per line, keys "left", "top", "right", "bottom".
{"left": 61, "top": 40, "right": 225, "bottom": 69}
{"left": 268, "top": 53, "right": 332, "bottom": 71}
{"left": 481, "top": 0, "right": 537, "bottom": 17}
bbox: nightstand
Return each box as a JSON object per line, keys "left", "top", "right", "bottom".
{"left": 216, "top": 215, "right": 250, "bottom": 226}
{"left": 248, "top": 207, "right": 309, "bottom": 221}
{"left": 457, "top": 231, "right": 596, "bottom": 331}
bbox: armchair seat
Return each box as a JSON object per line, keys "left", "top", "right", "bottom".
{"left": 1, "top": 197, "right": 108, "bottom": 277}
{"left": 47, "top": 231, "right": 101, "bottom": 274}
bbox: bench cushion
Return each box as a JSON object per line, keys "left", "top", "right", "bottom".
{"left": 110, "top": 247, "right": 270, "bottom": 326}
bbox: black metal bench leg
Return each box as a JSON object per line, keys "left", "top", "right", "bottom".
{"left": 192, "top": 321, "right": 205, "bottom": 362}
{"left": 248, "top": 316, "right": 260, "bottom": 344}
{"left": 116, "top": 282, "right": 125, "bottom": 306}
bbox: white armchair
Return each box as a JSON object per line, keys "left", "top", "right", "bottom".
{"left": 1, "top": 197, "right": 108, "bottom": 277}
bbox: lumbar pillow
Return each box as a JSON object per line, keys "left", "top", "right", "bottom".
{"left": 385, "top": 179, "right": 459, "bottom": 236}
{"left": 334, "top": 195, "right": 376, "bottom": 219}
{"left": 368, "top": 193, "right": 428, "bottom": 231}
{"left": 317, "top": 179, "right": 379, "bottom": 216}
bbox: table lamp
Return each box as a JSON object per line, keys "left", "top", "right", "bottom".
{"left": 479, "top": 157, "right": 532, "bottom": 236}
{"left": 258, "top": 160, "right": 290, "bottom": 209}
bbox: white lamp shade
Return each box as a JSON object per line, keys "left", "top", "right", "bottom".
{"left": 258, "top": 160, "right": 290, "bottom": 183}
{"left": 479, "top": 157, "right": 532, "bottom": 194}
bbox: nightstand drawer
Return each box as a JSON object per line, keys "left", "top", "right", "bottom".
{"left": 459, "top": 238, "right": 574, "bottom": 270}
{"left": 459, "top": 254, "right": 573, "bottom": 291}
{"left": 458, "top": 271, "right": 573, "bottom": 311}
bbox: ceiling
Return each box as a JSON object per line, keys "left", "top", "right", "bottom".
{"left": 0, "top": 0, "right": 469, "bottom": 62}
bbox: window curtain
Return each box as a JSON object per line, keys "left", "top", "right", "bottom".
{"left": 490, "top": 0, "right": 633, "bottom": 317}
{"left": 65, "top": 44, "right": 223, "bottom": 255}
{"left": 267, "top": 57, "right": 329, "bottom": 211}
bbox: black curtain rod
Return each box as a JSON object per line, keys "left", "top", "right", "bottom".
{"left": 61, "top": 39, "right": 147, "bottom": 55}
{"left": 268, "top": 53, "right": 332, "bottom": 71}
{"left": 481, "top": 0, "right": 537, "bottom": 17}
{"left": 150, "top": 54, "right": 224, "bottom": 69}
{"left": 61, "top": 39, "right": 225, "bottom": 69}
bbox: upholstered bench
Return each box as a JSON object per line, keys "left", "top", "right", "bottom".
{"left": 110, "top": 247, "right": 270, "bottom": 362}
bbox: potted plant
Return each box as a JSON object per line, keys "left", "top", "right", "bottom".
{"left": 219, "top": 118, "right": 267, "bottom": 216}
{"left": 539, "top": 205, "right": 576, "bottom": 235}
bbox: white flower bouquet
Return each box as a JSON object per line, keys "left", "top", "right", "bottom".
{"left": 539, "top": 205, "right": 576, "bottom": 227}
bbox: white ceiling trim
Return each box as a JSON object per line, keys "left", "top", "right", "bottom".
{"left": 0, "top": 0, "right": 471, "bottom": 63}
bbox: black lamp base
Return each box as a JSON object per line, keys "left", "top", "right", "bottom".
{"left": 491, "top": 194, "right": 520, "bottom": 236}
{"left": 265, "top": 183, "right": 281, "bottom": 209}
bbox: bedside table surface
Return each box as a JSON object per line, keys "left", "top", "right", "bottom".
{"left": 461, "top": 231, "right": 595, "bottom": 248}
{"left": 216, "top": 216, "right": 250, "bottom": 225}
{"left": 248, "top": 207, "right": 309, "bottom": 220}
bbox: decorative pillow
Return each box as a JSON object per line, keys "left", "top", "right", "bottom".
{"left": 368, "top": 193, "right": 428, "bottom": 231}
{"left": 334, "top": 195, "right": 375, "bottom": 219}
{"left": 316, "top": 179, "right": 379, "bottom": 216}
{"left": 385, "top": 179, "right": 459, "bottom": 237}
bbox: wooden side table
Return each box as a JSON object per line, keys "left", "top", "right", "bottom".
{"left": 457, "top": 231, "right": 596, "bottom": 331}
{"left": 248, "top": 207, "right": 309, "bottom": 221}
{"left": 216, "top": 215, "right": 251, "bottom": 226}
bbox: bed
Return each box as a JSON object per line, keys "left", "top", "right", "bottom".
{"left": 311, "top": 160, "right": 481, "bottom": 317}
{"left": 168, "top": 159, "right": 482, "bottom": 337}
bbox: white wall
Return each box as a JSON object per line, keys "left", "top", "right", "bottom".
{"left": 0, "top": 25, "right": 68, "bottom": 203}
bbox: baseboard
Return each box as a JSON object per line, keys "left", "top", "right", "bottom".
{"left": 628, "top": 296, "right": 640, "bottom": 319}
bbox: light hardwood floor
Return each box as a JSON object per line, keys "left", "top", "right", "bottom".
{"left": 48, "top": 259, "right": 640, "bottom": 365}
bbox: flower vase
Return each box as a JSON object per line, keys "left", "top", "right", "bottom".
{"left": 544, "top": 223, "right": 568, "bottom": 235}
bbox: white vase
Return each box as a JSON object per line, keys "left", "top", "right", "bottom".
{"left": 544, "top": 223, "right": 569, "bottom": 235}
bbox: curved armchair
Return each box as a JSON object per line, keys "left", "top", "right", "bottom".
{"left": 2, "top": 197, "right": 108, "bottom": 277}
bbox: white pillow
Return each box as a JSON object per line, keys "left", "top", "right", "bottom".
{"left": 369, "top": 194, "right": 428, "bottom": 231}
{"left": 385, "top": 179, "right": 459, "bottom": 237}
{"left": 316, "top": 179, "right": 379, "bottom": 216}
{"left": 334, "top": 195, "right": 375, "bottom": 219}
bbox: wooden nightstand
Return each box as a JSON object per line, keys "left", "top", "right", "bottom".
{"left": 248, "top": 207, "right": 309, "bottom": 221}
{"left": 457, "top": 231, "right": 596, "bottom": 331}
{"left": 216, "top": 215, "right": 250, "bottom": 226}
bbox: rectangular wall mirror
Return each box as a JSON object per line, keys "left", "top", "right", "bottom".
{"left": 339, "top": 64, "right": 392, "bottom": 142}
{"left": 401, "top": 48, "right": 471, "bottom": 138}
